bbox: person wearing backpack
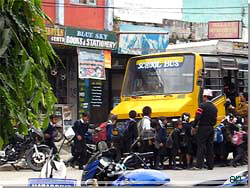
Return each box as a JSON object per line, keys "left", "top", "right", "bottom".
{"left": 230, "top": 126, "right": 248, "bottom": 167}
{"left": 137, "top": 106, "right": 154, "bottom": 152}
{"left": 126, "top": 110, "right": 138, "bottom": 152}
{"left": 182, "top": 113, "right": 195, "bottom": 169}
{"left": 137, "top": 106, "right": 155, "bottom": 167}
{"left": 153, "top": 119, "right": 167, "bottom": 170}
{"left": 220, "top": 114, "right": 239, "bottom": 166}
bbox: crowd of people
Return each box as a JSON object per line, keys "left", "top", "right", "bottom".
{"left": 43, "top": 89, "right": 248, "bottom": 170}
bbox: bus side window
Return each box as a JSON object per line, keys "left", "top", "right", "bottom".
{"left": 203, "top": 56, "right": 222, "bottom": 100}
{"left": 237, "top": 57, "right": 248, "bottom": 93}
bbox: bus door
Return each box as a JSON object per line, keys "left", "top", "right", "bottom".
{"left": 220, "top": 57, "right": 240, "bottom": 109}
{"left": 202, "top": 56, "right": 225, "bottom": 123}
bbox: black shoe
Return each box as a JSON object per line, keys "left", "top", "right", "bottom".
{"left": 70, "top": 163, "right": 75, "bottom": 168}
{"left": 207, "top": 167, "right": 213, "bottom": 170}
{"left": 172, "top": 166, "right": 183, "bottom": 170}
{"left": 79, "top": 166, "right": 84, "bottom": 170}
{"left": 155, "top": 166, "right": 164, "bottom": 170}
{"left": 191, "top": 167, "right": 202, "bottom": 170}
{"left": 230, "top": 161, "right": 237, "bottom": 167}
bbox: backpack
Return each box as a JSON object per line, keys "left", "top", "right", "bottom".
{"left": 165, "top": 134, "right": 173, "bottom": 149}
{"left": 214, "top": 125, "right": 224, "bottom": 143}
{"left": 116, "top": 121, "right": 130, "bottom": 137}
{"left": 137, "top": 117, "right": 154, "bottom": 140}
{"left": 92, "top": 122, "right": 107, "bottom": 143}
{"left": 232, "top": 131, "right": 246, "bottom": 145}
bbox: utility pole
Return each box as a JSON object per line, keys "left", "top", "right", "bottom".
{"left": 248, "top": 1, "right": 250, "bottom": 185}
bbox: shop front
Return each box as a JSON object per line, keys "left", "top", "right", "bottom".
{"left": 46, "top": 25, "right": 117, "bottom": 130}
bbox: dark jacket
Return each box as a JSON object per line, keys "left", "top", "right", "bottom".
{"left": 172, "top": 128, "right": 186, "bottom": 154}
{"left": 155, "top": 126, "right": 167, "bottom": 145}
{"left": 128, "top": 118, "right": 138, "bottom": 142}
{"left": 43, "top": 122, "right": 57, "bottom": 142}
{"left": 72, "top": 120, "right": 89, "bottom": 140}
{"left": 193, "top": 101, "right": 218, "bottom": 127}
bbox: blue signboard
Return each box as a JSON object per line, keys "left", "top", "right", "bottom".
{"left": 28, "top": 178, "right": 77, "bottom": 187}
{"left": 118, "top": 24, "right": 169, "bottom": 55}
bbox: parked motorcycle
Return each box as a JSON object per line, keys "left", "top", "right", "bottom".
{"left": 0, "top": 127, "right": 50, "bottom": 171}
{"left": 81, "top": 142, "right": 170, "bottom": 186}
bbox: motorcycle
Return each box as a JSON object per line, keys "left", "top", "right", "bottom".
{"left": 0, "top": 127, "right": 50, "bottom": 171}
{"left": 81, "top": 142, "right": 170, "bottom": 186}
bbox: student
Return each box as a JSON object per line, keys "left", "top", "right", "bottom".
{"left": 71, "top": 112, "right": 90, "bottom": 170}
{"left": 181, "top": 113, "right": 194, "bottom": 169}
{"left": 171, "top": 119, "right": 184, "bottom": 170}
{"left": 137, "top": 106, "right": 155, "bottom": 168}
{"left": 43, "top": 114, "right": 58, "bottom": 154}
{"left": 137, "top": 106, "right": 154, "bottom": 153}
{"left": 126, "top": 110, "right": 138, "bottom": 152}
{"left": 154, "top": 119, "right": 167, "bottom": 170}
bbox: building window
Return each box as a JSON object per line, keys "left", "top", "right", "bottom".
{"left": 71, "top": 0, "right": 96, "bottom": 5}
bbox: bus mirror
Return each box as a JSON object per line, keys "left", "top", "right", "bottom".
{"left": 197, "top": 69, "right": 204, "bottom": 86}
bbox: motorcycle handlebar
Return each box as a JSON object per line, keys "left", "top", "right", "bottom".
{"left": 135, "top": 152, "right": 154, "bottom": 157}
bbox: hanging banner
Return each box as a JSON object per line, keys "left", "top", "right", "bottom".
{"left": 78, "top": 48, "right": 106, "bottom": 80}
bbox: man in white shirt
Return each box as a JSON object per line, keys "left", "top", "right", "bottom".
{"left": 138, "top": 106, "right": 155, "bottom": 167}
{"left": 138, "top": 106, "right": 152, "bottom": 136}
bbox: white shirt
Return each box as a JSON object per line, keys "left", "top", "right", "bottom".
{"left": 80, "top": 119, "right": 84, "bottom": 124}
{"left": 142, "top": 116, "right": 151, "bottom": 130}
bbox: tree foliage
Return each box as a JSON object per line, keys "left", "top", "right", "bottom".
{"left": 0, "top": 0, "right": 58, "bottom": 148}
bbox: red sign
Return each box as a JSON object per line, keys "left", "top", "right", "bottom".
{"left": 208, "top": 21, "right": 241, "bottom": 39}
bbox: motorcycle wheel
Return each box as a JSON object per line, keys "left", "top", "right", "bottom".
{"left": 26, "top": 146, "right": 50, "bottom": 171}
{"left": 54, "top": 128, "right": 64, "bottom": 142}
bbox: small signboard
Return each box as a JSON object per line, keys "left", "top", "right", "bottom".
{"left": 90, "top": 80, "right": 103, "bottom": 107}
{"left": 46, "top": 25, "right": 65, "bottom": 44}
{"left": 208, "top": 21, "right": 242, "bottom": 39}
{"left": 28, "top": 178, "right": 77, "bottom": 187}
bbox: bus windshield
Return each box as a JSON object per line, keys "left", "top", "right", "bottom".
{"left": 122, "top": 54, "right": 195, "bottom": 96}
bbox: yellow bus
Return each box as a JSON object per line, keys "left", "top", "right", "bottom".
{"left": 111, "top": 52, "right": 248, "bottom": 127}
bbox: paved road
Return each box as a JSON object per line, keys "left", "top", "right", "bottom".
{"left": 0, "top": 162, "right": 246, "bottom": 187}
{"left": 0, "top": 142, "right": 247, "bottom": 187}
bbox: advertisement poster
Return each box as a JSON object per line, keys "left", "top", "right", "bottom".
{"left": 78, "top": 48, "right": 106, "bottom": 80}
{"left": 118, "top": 24, "right": 169, "bottom": 55}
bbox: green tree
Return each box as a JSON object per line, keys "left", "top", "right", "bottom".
{"left": 0, "top": 0, "right": 58, "bottom": 148}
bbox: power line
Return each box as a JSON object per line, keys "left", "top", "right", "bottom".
{"left": 42, "top": 4, "right": 244, "bottom": 15}
{"left": 42, "top": 1, "right": 247, "bottom": 10}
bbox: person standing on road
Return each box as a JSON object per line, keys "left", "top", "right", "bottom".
{"left": 43, "top": 114, "right": 58, "bottom": 154}
{"left": 228, "top": 92, "right": 248, "bottom": 128}
{"left": 71, "top": 112, "right": 90, "bottom": 170}
{"left": 126, "top": 110, "right": 138, "bottom": 152}
{"left": 192, "top": 89, "right": 217, "bottom": 170}
{"left": 137, "top": 106, "right": 155, "bottom": 168}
